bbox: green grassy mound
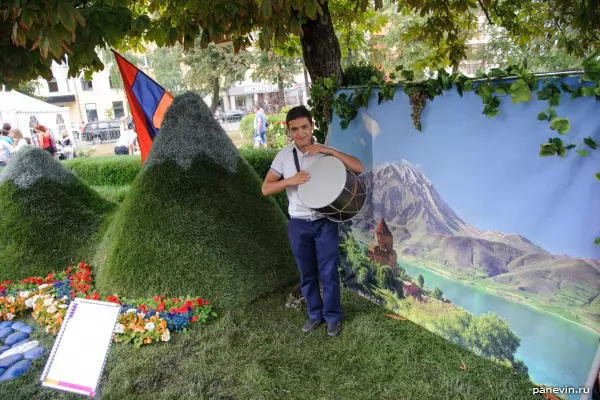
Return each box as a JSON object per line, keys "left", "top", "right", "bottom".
{"left": 0, "top": 286, "right": 545, "bottom": 400}
{"left": 95, "top": 92, "right": 298, "bottom": 307}
{"left": 0, "top": 147, "right": 115, "bottom": 281}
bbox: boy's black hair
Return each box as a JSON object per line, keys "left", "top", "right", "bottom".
{"left": 285, "top": 105, "right": 313, "bottom": 126}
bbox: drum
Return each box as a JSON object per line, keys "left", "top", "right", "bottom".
{"left": 298, "top": 156, "right": 367, "bottom": 222}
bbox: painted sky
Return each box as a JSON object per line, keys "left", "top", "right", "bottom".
{"left": 327, "top": 76, "right": 600, "bottom": 259}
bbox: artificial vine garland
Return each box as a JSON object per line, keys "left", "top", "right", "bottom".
{"left": 308, "top": 54, "right": 600, "bottom": 245}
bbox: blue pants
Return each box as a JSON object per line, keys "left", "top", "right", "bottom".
{"left": 288, "top": 218, "right": 342, "bottom": 323}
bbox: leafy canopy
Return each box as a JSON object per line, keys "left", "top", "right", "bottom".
{"left": 2, "top": 1, "right": 599, "bottom": 88}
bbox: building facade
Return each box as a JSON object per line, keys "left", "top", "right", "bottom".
{"left": 34, "top": 55, "right": 149, "bottom": 126}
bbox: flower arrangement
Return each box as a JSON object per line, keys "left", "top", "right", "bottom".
{"left": 0, "top": 262, "right": 216, "bottom": 347}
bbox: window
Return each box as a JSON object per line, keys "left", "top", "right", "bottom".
{"left": 29, "top": 116, "right": 39, "bottom": 136}
{"left": 56, "top": 114, "right": 66, "bottom": 134}
{"left": 113, "top": 101, "right": 125, "bottom": 119}
{"left": 47, "top": 79, "right": 59, "bottom": 93}
{"left": 81, "top": 78, "right": 93, "bottom": 91}
{"left": 85, "top": 103, "right": 98, "bottom": 122}
{"left": 235, "top": 96, "right": 246, "bottom": 110}
{"left": 139, "top": 56, "right": 149, "bottom": 68}
{"left": 65, "top": 78, "right": 70, "bottom": 93}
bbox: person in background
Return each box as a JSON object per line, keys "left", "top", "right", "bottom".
{"left": 0, "top": 132, "right": 15, "bottom": 166}
{"left": 0, "top": 126, "right": 14, "bottom": 146}
{"left": 114, "top": 121, "right": 137, "bottom": 155}
{"left": 8, "top": 129, "right": 29, "bottom": 151}
{"left": 59, "top": 130, "right": 75, "bottom": 159}
{"left": 33, "top": 124, "right": 55, "bottom": 158}
{"left": 253, "top": 106, "right": 268, "bottom": 149}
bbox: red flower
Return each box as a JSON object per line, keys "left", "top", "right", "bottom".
{"left": 157, "top": 302, "right": 165, "bottom": 312}
{"left": 45, "top": 273, "right": 54, "bottom": 283}
{"left": 106, "top": 295, "right": 120, "bottom": 304}
{"left": 65, "top": 266, "right": 73, "bottom": 274}
{"left": 153, "top": 295, "right": 165, "bottom": 302}
{"left": 71, "top": 290, "right": 76, "bottom": 298}
{"left": 195, "top": 297, "right": 210, "bottom": 306}
{"left": 138, "top": 304, "right": 149, "bottom": 313}
{"left": 170, "top": 298, "right": 181, "bottom": 304}
{"left": 191, "top": 316, "right": 199, "bottom": 323}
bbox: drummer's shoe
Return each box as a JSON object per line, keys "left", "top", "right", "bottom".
{"left": 302, "top": 318, "right": 323, "bottom": 333}
{"left": 327, "top": 321, "right": 342, "bottom": 337}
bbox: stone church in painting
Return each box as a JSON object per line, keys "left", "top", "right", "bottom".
{"left": 367, "top": 217, "right": 398, "bottom": 274}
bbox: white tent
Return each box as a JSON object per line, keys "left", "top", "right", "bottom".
{"left": 0, "top": 90, "right": 72, "bottom": 139}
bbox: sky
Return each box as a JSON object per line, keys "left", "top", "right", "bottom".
{"left": 327, "top": 76, "right": 600, "bottom": 259}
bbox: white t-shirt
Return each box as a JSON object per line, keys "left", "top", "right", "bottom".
{"left": 115, "top": 130, "right": 137, "bottom": 147}
{"left": 269, "top": 144, "right": 330, "bottom": 220}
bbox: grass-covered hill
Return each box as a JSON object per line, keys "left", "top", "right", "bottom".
{"left": 0, "top": 285, "right": 546, "bottom": 400}
{"left": 94, "top": 92, "right": 298, "bottom": 307}
{"left": 0, "top": 147, "right": 115, "bottom": 281}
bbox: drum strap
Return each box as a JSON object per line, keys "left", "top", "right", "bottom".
{"left": 292, "top": 148, "right": 301, "bottom": 173}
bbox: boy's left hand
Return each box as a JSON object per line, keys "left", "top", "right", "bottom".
{"left": 305, "top": 144, "right": 333, "bottom": 156}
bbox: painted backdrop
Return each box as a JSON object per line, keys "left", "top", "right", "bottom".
{"left": 327, "top": 75, "right": 600, "bottom": 398}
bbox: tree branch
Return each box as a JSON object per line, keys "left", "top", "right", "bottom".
{"left": 477, "top": 0, "right": 493, "bottom": 25}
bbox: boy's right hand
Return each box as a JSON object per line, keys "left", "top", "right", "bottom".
{"left": 288, "top": 171, "right": 310, "bottom": 186}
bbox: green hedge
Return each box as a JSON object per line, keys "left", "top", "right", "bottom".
{"left": 64, "top": 150, "right": 290, "bottom": 217}
{"left": 63, "top": 156, "right": 142, "bottom": 186}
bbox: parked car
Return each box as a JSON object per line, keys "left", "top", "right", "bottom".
{"left": 81, "top": 117, "right": 133, "bottom": 144}
{"left": 216, "top": 110, "right": 248, "bottom": 124}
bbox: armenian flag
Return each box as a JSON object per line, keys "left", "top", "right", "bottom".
{"left": 112, "top": 50, "right": 174, "bottom": 163}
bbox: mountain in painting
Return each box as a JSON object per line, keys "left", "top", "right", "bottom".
{"left": 353, "top": 162, "right": 600, "bottom": 320}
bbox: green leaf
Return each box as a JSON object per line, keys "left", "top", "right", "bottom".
{"left": 581, "top": 86, "right": 597, "bottom": 96}
{"left": 548, "top": 93, "right": 561, "bottom": 107}
{"left": 475, "top": 83, "right": 493, "bottom": 103}
{"left": 510, "top": 79, "right": 532, "bottom": 104}
{"left": 596, "top": 172, "right": 600, "bottom": 182}
{"left": 463, "top": 80, "right": 473, "bottom": 91}
{"left": 565, "top": 144, "right": 576, "bottom": 150}
{"left": 595, "top": 237, "right": 600, "bottom": 246}
{"left": 549, "top": 118, "right": 570, "bottom": 135}
{"left": 262, "top": 0, "right": 272, "bottom": 18}
{"left": 560, "top": 82, "right": 574, "bottom": 93}
{"left": 537, "top": 111, "right": 548, "bottom": 121}
{"left": 19, "top": 7, "right": 35, "bottom": 29}
{"left": 401, "top": 70, "right": 414, "bottom": 81}
{"left": 577, "top": 149, "right": 589, "bottom": 157}
{"left": 539, "top": 143, "right": 557, "bottom": 157}
{"left": 547, "top": 108, "right": 557, "bottom": 120}
{"left": 584, "top": 137, "right": 598, "bottom": 150}
{"left": 58, "top": 1, "right": 77, "bottom": 33}
{"left": 305, "top": 1, "right": 317, "bottom": 19}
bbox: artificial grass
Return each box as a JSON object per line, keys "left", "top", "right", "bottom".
{"left": 0, "top": 286, "right": 546, "bottom": 400}
{"left": 0, "top": 149, "right": 116, "bottom": 281}
{"left": 94, "top": 92, "right": 298, "bottom": 307}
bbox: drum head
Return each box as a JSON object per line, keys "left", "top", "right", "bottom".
{"left": 298, "top": 156, "right": 347, "bottom": 209}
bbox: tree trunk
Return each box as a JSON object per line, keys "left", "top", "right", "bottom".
{"left": 277, "top": 74, "right": 285, "bottom": 111}
{"left": 210, "top": 77, "right": 220, "bottom": 113}
{"left": 300, "top": 1, "right": 343, "bottom": 85}
{"left": 346, "top": 28, "right": 353, "bottom": 67}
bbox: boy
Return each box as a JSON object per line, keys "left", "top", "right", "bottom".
{"left": 261, "top": 106, "right": 363, "bottom": 336}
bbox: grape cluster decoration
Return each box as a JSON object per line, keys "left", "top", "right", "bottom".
{"left": 408, "top": 89, "right": 428, "bottom": 131}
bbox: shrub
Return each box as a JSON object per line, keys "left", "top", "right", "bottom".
{"left": 0, "top": 147, "right": 115, "bottom": 281}
{"left": 63, "top": 156, "right": 142, "bottom": 186}
{"left": 95, "top": 92, "right": 298, "bottom": 308}
{"left": 342, "top": 62, "right": 385, "bottom": 86}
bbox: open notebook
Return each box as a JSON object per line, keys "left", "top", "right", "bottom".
{"left": 40, "top": 298, "right": 121, "bottom": 397}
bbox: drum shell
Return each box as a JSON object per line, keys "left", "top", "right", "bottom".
{"left": 313, "top": 169, "right": 367, "bottom": 222}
